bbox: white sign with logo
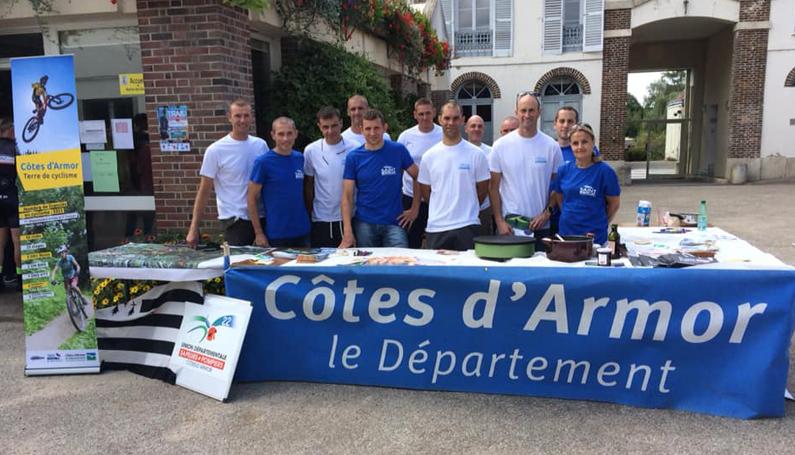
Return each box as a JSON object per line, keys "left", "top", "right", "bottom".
{"left": 168, "top": 294, "right": 252, "bottom": 401}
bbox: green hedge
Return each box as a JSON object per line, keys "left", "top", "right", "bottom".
{"left": 262, "top": 38, "right": 411, "bottom": 149}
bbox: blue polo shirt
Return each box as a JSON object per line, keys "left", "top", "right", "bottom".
{"left": 553, "top": 160, "right": 620, "bottom": 244}
{"left": 551, "top": 144, "right": 601, "bottom": 227}
{"left": 343, "top": 141, "right": 414, "bottom": 225}
{"left": 250, "top": 150, "right": 310, "bottom": 240}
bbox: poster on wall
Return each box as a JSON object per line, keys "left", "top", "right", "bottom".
{"left": 118, "top": 73, "right": 144, "bottom": 96}
{"left": 157, "top": 105, "right": 190, "bottom": 152}
{"left": 168, "top": 294, "right": 252, "bottom": 401}
{"left": 12, "top": 54, "right": 99, "bottom": 376}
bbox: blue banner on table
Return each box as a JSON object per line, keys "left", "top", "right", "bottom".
{"left": 226, "top": 266, "right": 795, "bottom": 419}
{"left": 12, "top": 55, "right": 98, "bottom": 375}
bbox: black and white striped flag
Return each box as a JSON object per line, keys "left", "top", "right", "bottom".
{"left": 95, "top": 281, "right": 204, "bottom": 383}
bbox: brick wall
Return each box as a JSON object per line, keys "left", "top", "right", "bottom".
{"left": 739, "top": 0, "right": 770, "bottom": 22}
{"left": 598, "top": 9, "right": 630, "bottom": 161}
{"left": 136, "top": 0, "right": 254, "bottom": 232}
{"left": 604, "top": 8, "right": 630, "bottom": 30}
{"left": 728, "top": 1, "right": 770, "bottom": 159}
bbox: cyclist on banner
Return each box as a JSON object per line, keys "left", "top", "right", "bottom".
{"left": 50, "top": 245, "right": 86, "bottom": 304}
{"left": 31, "top": 75, "right": 49, "bottom": 123}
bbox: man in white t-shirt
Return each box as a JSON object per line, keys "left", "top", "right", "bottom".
{"left": 187, "top": 99, "right": 266, "bottom": 247}
{"left": 465, "top": 114, "right": 493, "bottom": 235}
{"left": 303, "top": 106, "right": 360, "bottom": 247}
{"left": 341, "top": 94, "right": 390, "bottom": 144}
{"left": 397, "top": 98, "right": 442, "bottom": 248}
{"left": 489, "top": 92, "right": 562, "bottom": 249}
{"left": 418, "top": 101, "right": 489, "bottom": 251}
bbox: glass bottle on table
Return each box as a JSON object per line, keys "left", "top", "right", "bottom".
{"left": 697, "top": 200, "right": 708, "bottom": 232}
{"left": 608, "top": 224, "right": 620, "bottom": 259}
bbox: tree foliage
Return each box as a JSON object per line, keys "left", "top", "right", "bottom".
{"left": 262, "top": 38, "right": 410, "bottom": 149}
{"left": 624, "top": 71, "right": 686, "bottom": 161}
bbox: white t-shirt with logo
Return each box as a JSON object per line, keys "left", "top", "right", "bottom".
{"left": 418, "top": 140, "right": 490, "bottom": 233}
{"left": 303, "top": 137, "right": 359, "bottom": 222}
{"left": 341, "top": 127, "right": 390, "bottom": 147}
{"left": 476, "top": 142, "right": 492, "bottom": 210}
{"left": 397, "top": 124, "right": 443, "bottom": 197}
{"left": 200, "top": 134, "right": 267, "bottom": 220}
{"left": 489, "top": 130, "right": 562, "bottom": 227}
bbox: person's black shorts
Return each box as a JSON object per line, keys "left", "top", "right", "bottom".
{"left": 311, "top": 221, "right": 344, "bottom": 248}
{"left": 425, "top": 224, "right": 480, "bottom": 251}
{"left": 0, "top": 201, "right": 19, "bottom": 229}
{"left": 220, "top": 217, "right": 262, "bottom": 246}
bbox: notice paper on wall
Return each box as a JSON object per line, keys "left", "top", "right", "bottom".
{"left": 111, "top": 118, "right": 134, "bottom": 149}
{"left": 79, "top": 120, "right": 106, "bottom": 144}
{"left": 89, "top": 151, "right": 119, "bottom": 192}
{"left": 169, "top": 294, "right": 252, "bottom": 402}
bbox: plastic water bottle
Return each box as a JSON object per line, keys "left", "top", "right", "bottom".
{"left": 697, "top": 200, "right": 708, "bottom": 231}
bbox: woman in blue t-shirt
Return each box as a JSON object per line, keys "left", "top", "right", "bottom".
{"left": 551, "top": 124, "right": 621, "bottom": 245}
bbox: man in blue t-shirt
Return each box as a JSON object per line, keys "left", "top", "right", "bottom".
{"left": 247, "top": 117, "right": 310, "bottom": 248}
{"left": 340, "top": 109, "right": 420, "bottom": 248}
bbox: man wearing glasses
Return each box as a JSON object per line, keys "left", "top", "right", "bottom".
{"left": 489, "top": 92, "right": 562, "bottom": 249}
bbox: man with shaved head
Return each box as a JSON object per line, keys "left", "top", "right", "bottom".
{"left": 465, "top": 114, "right": 494, "bottom": 234}
{"left": 418, "top": 102, "right": 489, "bottom": 250}
{"left": 489, "top": 93, "right": 562, "bottom": 247}
{"left": 499, "top": 115, "right": 519, "bottom": 136}
{"left": 341, "top": 94, "right": 390, "bottom": 145}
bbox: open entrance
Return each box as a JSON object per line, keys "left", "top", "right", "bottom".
{"left": 626, "top": 16, "right": 735, "bottom": 181}
{"left": 625, "top": 70, "right": 690, "bottom": 181}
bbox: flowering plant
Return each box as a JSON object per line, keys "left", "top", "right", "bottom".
{"left": 92, "top": 276, "right": 225, "bottom": 310}
{"left": 341, "top": 0, "right": 450, "bottom": 75}
{"left": 276, "top": 0, "right": 450, "bottom": 76}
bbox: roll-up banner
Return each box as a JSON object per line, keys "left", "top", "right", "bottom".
{"left": 12, "top": 55, "right": 99, "bottom": 375}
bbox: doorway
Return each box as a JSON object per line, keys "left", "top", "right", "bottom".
{"left": 625, "top": 70, "right": 691, "bottom": 181}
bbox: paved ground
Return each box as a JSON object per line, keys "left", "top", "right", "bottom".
{"left": 26, "top": 296, "right": 93, "bottom": 350}
{"left": 1, "top": 182, "right": 794, "bottom": 454}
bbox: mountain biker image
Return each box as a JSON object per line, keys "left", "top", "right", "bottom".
{"left": 50, "top": 245, "right": 86, "bottom": 304}
{"left": 31, "top": 75, "right": 49, "bottom": 123}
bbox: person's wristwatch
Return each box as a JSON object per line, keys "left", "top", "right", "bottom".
{"left": 545, "top": 206, "right": 553, "bottom": 215}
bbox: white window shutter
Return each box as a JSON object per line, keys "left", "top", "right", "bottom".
{"left": 440, "top": 0, "right": 454, "bottom": 53}
{"left": 582, "top": 0, "right": 603, "bottom": 52}
{"left": 543, "top": 0, "right": 563, "bottom": 55}
{"left": 493, "top": 0, "right": 513, "bottom": 57}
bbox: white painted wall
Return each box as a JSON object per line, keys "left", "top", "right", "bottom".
{"left": 760, "top": 0, "right": 795, "bottom": 158}
{"left": 445, "top": 1, "right": 603, "bottom": 143}
{"left": 767, "top": 0, "right": 795, "bottom": 49}
{"left": 761, "top": 52, "right": 795, "bottom": 158}
{"left": 631, "top": 0, "right": 739, "bottom": 28}
{"left": 448, "top": 60, "right": 602, "bottom": 144}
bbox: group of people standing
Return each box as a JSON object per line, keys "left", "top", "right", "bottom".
{"left": 187, "top": 92, "right": 621, "bottom": 252}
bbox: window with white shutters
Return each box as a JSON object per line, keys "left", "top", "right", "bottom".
{"left": 450, "top": 0, "right": 513, "bottom": 58}
{"left": 440, "top": 0, "right": 454, "bottom": 52}
{"left": 493, "top": 0, "right": 512, "bottom": 57}
{"left": 455, "top": 0, "right": 493, "bottom": 57}
{"left": 544, "top": 0, "right": 602, "bottom": 54}
{"left": 582, "top": 0, "right": 603, "bottom": 52}
{"left": 543, "top": 0, "right": 563, "bottom": 55}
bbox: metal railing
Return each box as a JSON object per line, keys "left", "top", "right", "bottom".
{"left": 562, "top": 24, "right": 582, "bottom": 52}
{"left": 454, "top": 29, "right": 492, "bottom": 57}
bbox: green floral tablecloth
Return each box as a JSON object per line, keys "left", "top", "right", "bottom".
{"left": 89, "top": 243, "right": 266, "bottom": 269}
